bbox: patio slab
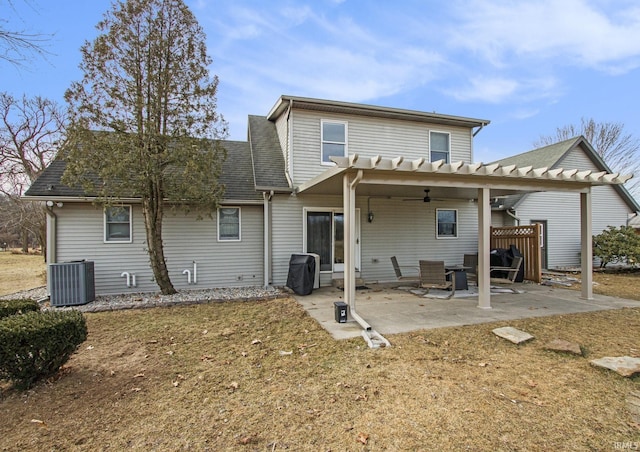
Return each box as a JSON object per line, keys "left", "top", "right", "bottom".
{"left": 292, "top": 282, "right": 640, "bottom": 341}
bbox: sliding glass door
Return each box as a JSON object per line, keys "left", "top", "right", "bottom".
{"left": 305, "top": 209, "right": 359, "bottom": 273}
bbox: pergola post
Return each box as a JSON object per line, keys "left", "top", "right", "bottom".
{"left": 477, "top": 187, "right": 492, "bottom": 309}
{"left": 580, "top": 190, "right": 594, "bottom": 300}
{"left": 343, "top": 171, "right": 370, "bottom": 330}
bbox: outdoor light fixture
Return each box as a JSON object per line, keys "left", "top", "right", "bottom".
{"left": 367, "top": 211, "right": 374, "bottom": 223}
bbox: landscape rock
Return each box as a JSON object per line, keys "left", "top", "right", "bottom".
{"left": 590, "top": 356, "right": 640, "bottom": 377}
{"left": 492, "top": 326, "right": 534, "bottom": 344}
{"left": 627, "top": 391, "right": 640, "bottom": 424}
{"left": 544, "top": 339, "right": 583, "bottom": 356}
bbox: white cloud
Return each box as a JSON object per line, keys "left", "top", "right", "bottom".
{"left": 447, "top": 0, "right": 640, "bottom": 73}
{"left": 446, "top": 75, "right": 559, "bottom": 104}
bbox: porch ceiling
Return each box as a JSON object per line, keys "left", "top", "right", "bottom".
{"left": 296, "top": 155, "right": 633, "bottom": 198}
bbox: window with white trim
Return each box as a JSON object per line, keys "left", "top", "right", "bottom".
{"left": 218, "top": 207, "right": 241, "bottom": 241}
{"left": 321, "top": 120, "right": 347, "bottom": 165}
{"left": 430, "top": 131, "right": 450, "bottom": 163}
{"left": 104, "top": 206, "right": 132, "bottom": 242}
{"left": 436, "top": 209, "right": 457, "bottom": 238}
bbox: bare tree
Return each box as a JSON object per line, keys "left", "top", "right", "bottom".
{"left": 0, "top": 92, "right": 65, "bottom": 253}
{"left": 0, "top": 193, "right": 44, "bottom": 251}
{"left": 0, "top": 92, "right": 65, "bottom": 195}
{"left": 1, "top": 0, "right": 51, "bottom": 67}
{"left": 534, "top": 118, "right": 640, "bottom": 198}
{"left": 63, "top": 0, "right": 227, "bottom": 295}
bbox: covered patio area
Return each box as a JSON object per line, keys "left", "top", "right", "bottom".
{"left": 293, "top": 282, "right": 640, "bottom": 340}
{"left": 295, "top": 154, "right": 633, "bottom": 345}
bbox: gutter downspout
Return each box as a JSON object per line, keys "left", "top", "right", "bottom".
{"left": 286, "top": 99, "right": 294, "bottom": 187}
{"left": 506, "top": 208, "right": 520, "bottom": 225}
{"left": 344, "top": 171, "right": 391, "bottom": 348}
{"left": 472, "top": 122, "right": 487, "bottom": 137}
{"left": 263, "top": 190, "right": 273, "bottom": 287}
{"left": 45, "top": 204, "right": 57, "bottom": 296}
{"left": 344, "top": 170, "right": 370, "bottom": 330}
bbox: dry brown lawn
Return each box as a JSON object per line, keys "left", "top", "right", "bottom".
{"left": 0, "top": 256, "right": 639, "bottom": 450}
{"left": 0, "top": 250, "right": 45, "bottom": 296}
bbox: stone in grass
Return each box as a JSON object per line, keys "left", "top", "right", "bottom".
{"left": 626, "top": 391, "right": 640, "bottom": 424}
{"left": 544, "top": 339, "right": 583, "bottom": 356}
{"left": 492, "top": 326, "right": 534, "bottom": 344}
{"left": 590, "top": 356, "right": 640, "bottom": 378}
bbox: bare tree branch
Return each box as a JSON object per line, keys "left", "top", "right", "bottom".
{"left": 0, "top": 92, "right": 66, "bottom": 196}
{"left": 0, "top": 1, "right": 53, "bottom": 67}
{"left": 534, "top": 118, "right": 640, "bottom": 199}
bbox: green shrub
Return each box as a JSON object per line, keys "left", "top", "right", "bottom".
{"left": 593, "top": 225, "right": 640, "bottom": 268}
{"left": 0, "top": 310, "right": 88, "bottom": 389}
{"left": 0, "top": 299, "right": 40, "bottom": 319}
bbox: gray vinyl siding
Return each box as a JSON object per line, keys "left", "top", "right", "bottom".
{"left": 274, "top": 112, "right": 290, "bottom": 179}
{"left": 360, "top": 198, "right": 478, "bottom": 282}
{"left": 513, "top": 148, "right": 632, "bottom": 269}
{"left": 54, "top": 203, "right": 263, "bottom": 295}
{"left": 289, "top": 109, "right": 473, "bottom": 186}
{"left": 270, "top": 193, "right": 479, "bottom": 286}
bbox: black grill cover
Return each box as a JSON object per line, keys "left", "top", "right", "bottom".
{"left": 286, "top": 254, "right": 316, "bottom": 295}
{"left": 490, "top": 246, "right": 525, "bottom": 282}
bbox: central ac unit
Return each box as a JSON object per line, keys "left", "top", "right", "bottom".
{"left": 49, "top": 261, "right": 95, "bottom": 306}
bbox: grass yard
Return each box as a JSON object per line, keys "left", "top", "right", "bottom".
{"left": 0, "top": 254, "right": 639, "bottom": 450}
{"left": 0, "top": 250, "right": 46, "bottom": 296}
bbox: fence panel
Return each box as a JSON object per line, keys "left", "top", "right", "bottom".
{"left": 490, "top": 224, "right": 542, "bottom": 283}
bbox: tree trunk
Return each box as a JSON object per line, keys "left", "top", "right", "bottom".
{"left": 21, "top": 229, "right": 29, "bottom": 254}
{"left": 142, "top": 191, "right": 176, "bottom": 295}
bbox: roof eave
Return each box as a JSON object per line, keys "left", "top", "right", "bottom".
{"left": 267, "top": 95, "right": 490, "bottom": 128}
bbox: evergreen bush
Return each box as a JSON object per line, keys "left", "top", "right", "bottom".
{"left": 0, "top": 299, "right": 40, "bottom": 319}
{"left": 0, "top": 310, "right": 88, "bottom": 389}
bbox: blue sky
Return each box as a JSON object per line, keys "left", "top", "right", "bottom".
{"left": 4, "top": 0, "right": 640, "bottom": 165}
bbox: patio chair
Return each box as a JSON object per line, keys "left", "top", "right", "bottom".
{"left": 419, "top": 260, "right": 455, "bottom": 299}
{"left": 463, "top": 253, "right": 478, "bottom": 283}
{"left": 390, "top": 256, "right": 420, "bottom": 284}
{"left": 490, "top": 256, "right": 523, "bottom": 284}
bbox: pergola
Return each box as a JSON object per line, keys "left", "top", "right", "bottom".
{"left": 298, "top": 154, "right": 632, "bottom": 333}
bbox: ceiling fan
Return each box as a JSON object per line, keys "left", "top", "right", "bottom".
{"left": 403, "top": 189, "right": 441, "bottom": 203}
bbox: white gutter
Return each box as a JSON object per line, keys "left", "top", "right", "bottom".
{"left": 44, "top": 204, "right": 57, "bottom": 297}
{"left": 343, "top": 170, "right": 391, "bottom": 348}
{"left": 506, "top": 208, "right": 520, "bottom": 225}
{"left": 344, "top": 170, "right": 370, "bottom": 330}
{"left": 263, "top": 191, "right": 273, "bottom": 287}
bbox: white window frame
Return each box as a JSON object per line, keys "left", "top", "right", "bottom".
{"left": 429, "top": 130, "right": 451, "bottom": 164}
{"left": 321, "top": 120, "right": 348, "bottom": 166}
{"left": 217, "top": 207, "right": 241, "bottom": 242}
{"left": 104, "top": 205, "right": 132, "bottom": 243}
{"left": 436, "top": 208, "right": 458, "bottom": 239}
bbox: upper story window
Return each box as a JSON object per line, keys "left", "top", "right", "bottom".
{"left": 104, "top": 206, "right": 132, "bottom": 243}
{"left": 436, "top": 209, "right": 457, "bottom": 238}
{"left": 321, "top": 120, "right": 347, "bottom": 165}
{"left": 430, "top": 131, "right": 450, "bottom": 163}
{"left": 218, "top": 207, "right": 241, "bottom": 241}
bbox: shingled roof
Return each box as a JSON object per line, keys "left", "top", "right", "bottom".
{"left": 248, "top": 115, "right": 290, "bottom": 190}
{"left": 490, "top": 136, "right": 640, "bottom": 212}
{"left": 25, "top": 122, "right": 290, "bottom": 202}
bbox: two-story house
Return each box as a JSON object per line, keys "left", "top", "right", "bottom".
{"left": 25, "top": 95, "right": 633, "bottom": 312}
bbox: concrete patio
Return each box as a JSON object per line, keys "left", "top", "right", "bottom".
{"left": 293, "top": 282, "right": 640, "bottom": 341}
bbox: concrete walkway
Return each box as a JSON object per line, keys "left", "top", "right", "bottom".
{"left": 293, "top": 282, "right": 640, "bottom": 340}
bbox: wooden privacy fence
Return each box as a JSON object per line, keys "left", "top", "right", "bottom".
{"left": 490, "top": 224, "right": 542, "bottom": 283}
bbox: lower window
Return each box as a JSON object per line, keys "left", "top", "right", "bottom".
{"left": 218, "top": 207, "right": 241, "bottom": 241}
{"left": 436, "top": 209, "right": 457, "bottom": 238}
{"left": 104, "top": 206, "right": 132, "bottom": 242}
